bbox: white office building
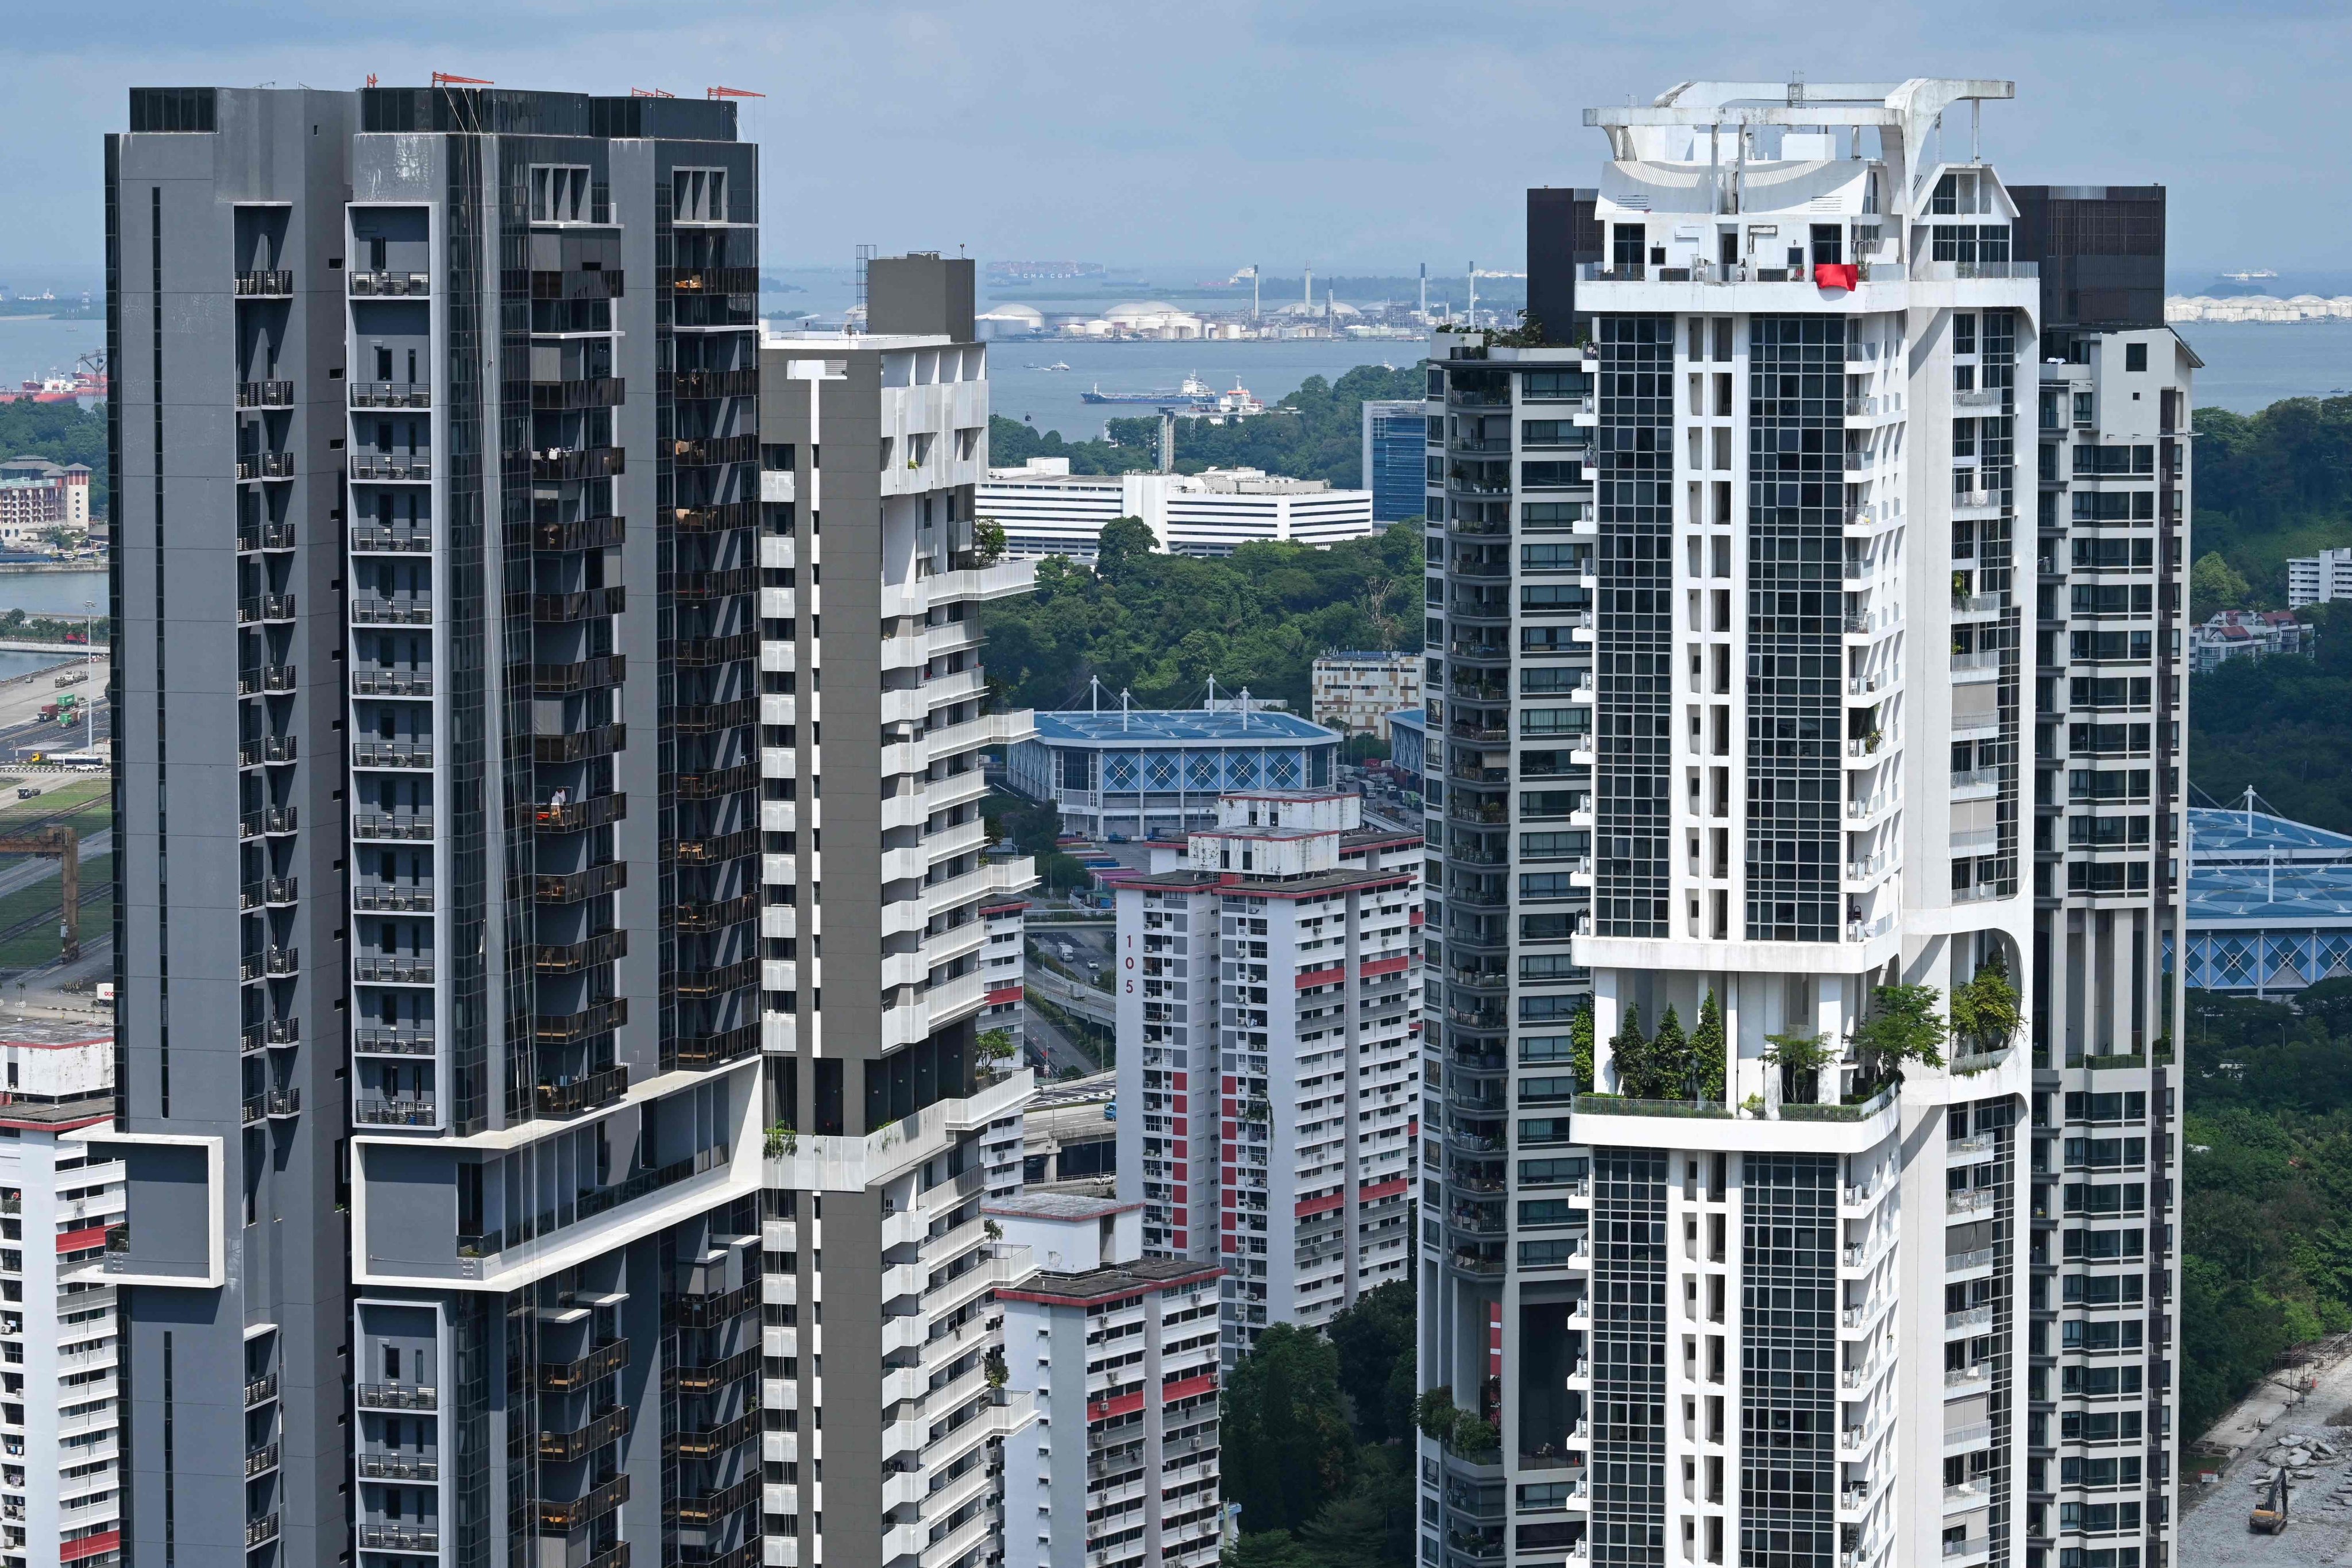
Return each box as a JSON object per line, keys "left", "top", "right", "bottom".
{"left": 1311, "top": 648, "right": 1423, "bottom": 739}
{"left": 1113, "top": 788, "right": 1420, "bottom": 1363}
{"left": 2287, "top": 546, "right": 2352, "bottom": 608}
{"left": 991, "top": 1193, "right": 1223, "bottom": 1568}
{"left": 977, "top": 459, "right": 1375, "bottom": 559}
{"left": 3, "top": 1024, "right": 122, "bottom": 1568}
{"left": 1416, "top": 79, "right": 2185, "bottom": 1568}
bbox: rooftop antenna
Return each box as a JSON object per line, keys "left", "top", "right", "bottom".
{"left": 1119, "top": 688, "right": 1133, "bottom": 732}
{"left": 1088, "top": 674, "right": 1106, "bottom": 713}
{"left": 1204, "top": 675, "right": 1221, "bottom": 711}
{"left": 1238, "top": 686, "right": 1253, "bottom": 728}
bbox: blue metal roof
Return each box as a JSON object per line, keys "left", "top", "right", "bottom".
{"left": 1031, "top": 708, "right": 1338, "bottom": 746}
{"left": 1387, "top": 708, "right": 1425, "bottom": 733}
{"left": 2188, "top": 808, "right": 2352, "bottom": 926}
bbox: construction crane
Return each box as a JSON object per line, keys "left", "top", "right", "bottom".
{"left": 706, "top": 86, "right": 766, "bottom": 100}
{"left": 431, "top": 71, "right": 495, "bottom": 86}
{"left": 2250, "top": 1468, "right": 2289, "bottom": 1534}
{"left": 0, "top": 825, "right": 80, "bottom": 963}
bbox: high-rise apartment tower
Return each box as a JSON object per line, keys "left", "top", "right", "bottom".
{"left": 106, "top": 83, "right": 767, "bottom": 1568}
{"left": 1415, "top": 80, "right": 2183, "bottom": 1568}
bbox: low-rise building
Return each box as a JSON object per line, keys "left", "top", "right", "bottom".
{"left": 0, "top": 457, "right": 92, "bottom": 545}
{"left": 1111, "top": 789, "right": 1420, "bottom": 1364}
{"left": 2289, "top": 545, "right": 2352, "bottom": 608}
{"left": 977, "top": 460, "right": 1374, "bottom": 560}
{"left": 2182, "top": 802, "right": 2352, "bottom": 995}
{"left": 1385, "top": 706, "right": 1426, "bottom": 779}
{"left": 2189, "top": 608, "right": 2315, "bottom": 672}
{"left": 991, "top": 1194, "right": 1223, "bottom": 1568}
{"left": 1310, "top": 649, "right": 1421, "bottom": 739}
{"left": 1, "top": 1022, "right": 121, "bottom": 1568}
{"left": 1008, "top": 705, "right": 1343, "bottom": 840}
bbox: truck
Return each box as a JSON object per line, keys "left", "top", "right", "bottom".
{"left": 2251, "top": 1469, "right": 2289, "bottom": 1534}
{"left": 36, "top": 703, "right": 58, "bottom": 723}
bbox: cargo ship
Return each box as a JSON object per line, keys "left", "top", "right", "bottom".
{"left": 0, "top": 356, "right": 107, "bottom": 405}
{"left": 1081, "top": 373, "right": 1215, "bottom": 405}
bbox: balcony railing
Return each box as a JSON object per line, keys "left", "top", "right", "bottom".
{"left": 535, "top": 1065, "right": 629, "bottom": 1115}
{"left": 350, "top": 670, "right": 434, "bottom": 697}
{"left": 352, "top": 455, "right": 432, "bottom": 481}
{"left": 349, "top": 381, "right": 430, "bottom": 408}
{"left": 538, "top": 1474, "right": 630, "bottom": 1534}
{"left": 235, "top": 270, "right": 293, "bottom": 296}
{"left": 354, "top": 1099, "right": 438, "bottom": 1126}
{"left": 536, "top": 1337, "right": 629, "bottom": 1392}
{"left": 357, "top": 1453, "right": 440, "bottom": 1481}
{"left": 357, "top": 1381, "right": 438, "bottom": 1410}
{"left": 538, "top": 1405, "right": 630, "bottom": 1462}
{"left": 358, "top": 1525, "right": 438, "bottom": 1551}
{"left": 354, "top": 956, "right": 435, "bottom": 984}
{"left": 235, "top": 380, "right": 295, "bottom": 408}
{"left": 352, "top": 741, "right": 434, "bottom": 768}
{"left": 354, "top": 1028, "right": 435, "bottom": 1056}
{"left": 237, "top": 592, "right": 297, "bottom": 623}
{"left": 349, "top": 271, "right": 430, "bottom": 296}
{"left": 352, "top": 600, "right": 433, "bottom": 626}
{"left": 531, "top": 446, "right": 625, "bottom": 482}
{"left": 348, "top": 526, "right": 432, "bottom": 553}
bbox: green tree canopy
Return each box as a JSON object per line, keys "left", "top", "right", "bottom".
{"left": 1690, "top": 991, "right": 1727, "bottom": 1104}
{"left": 1325, "top": 1281, "right": 1414, "bottom": 1442}
{"left": 1222, "top": 1323, "right": 1355, "bottom": 1535}
{"left": 1608, "top": 1004, "right": 1650, "bottom": 1097}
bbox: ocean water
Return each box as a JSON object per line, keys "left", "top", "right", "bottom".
{"left": 0, "top": 571, "right": 107, "bottom": 617}
{"left": 984, "top": 338, "right": 1416, "bottom": 445}
{"left": 2168, "top": 320, "right": 2352, "bottom": 413}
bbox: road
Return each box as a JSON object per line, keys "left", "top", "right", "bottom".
{"left": 1026, "top": 963, "right": 1115, "bottom": 1030}
{"left": 2182, "top": 1341, "right": 2352, "bottom": 1565}
{"left": 1022, "top": 1007, "right": 1100, "bottom": 1081}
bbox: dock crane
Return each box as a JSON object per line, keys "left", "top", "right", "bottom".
{"left": 0, "top": 824, "right": 79, "bottom": 963}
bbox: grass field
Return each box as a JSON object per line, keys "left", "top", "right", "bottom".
{"left": 0, "top": 775, "right": 113, "bottom": 978}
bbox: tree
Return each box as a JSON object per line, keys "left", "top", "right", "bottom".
{"left": 1690, "top": 990, "right": 1728, "bottom": 1104}
{"left": 1225, "top": 1530, "right": 1324, "bottom": 1568}
{"left": 1342, "top": 731, "right": 1391, "bottom": 764}
{"left": 1949, "top": 951, "right": 2022, "bottom": 1060}
{"left": 976, "top": 1028, "right": 1016, "bottom": 1071}
{"left": 1569, "top": 1000, "right": 1596, "bottom": 1091}
{"left": 1763, "top": 1030, "right": 1835, "bottom": 1106}
{"left": 1223, "top": 1323, "right": 1355, "bottom": 1535}
{"left": 1648, "top": 1005, "right": 1690, "bottom": 1100}
{"left": 1850, "top": 983, "right": 1949, "bottom": 1087}
{"left": 1299, "top": 1445, "right": 1415, "bottom": 1567}
{"left": 1326, "top": 1281, "right": 1413, "bottom": 1442}
{"left": 2191, "top": 550, "right": 2252, "bottom": 617}
{"left": 1094, "top": 515, "right": 1156, "bottom": 582}
{"left": 1608, "top": 1003, "right": 1650, "bottom": 1097}
{"left": 971, "top": 515, "right": 1006, "bottom": 566}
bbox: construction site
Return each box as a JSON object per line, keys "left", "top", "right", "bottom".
{"left": 2184, "top": 1333, "right": 2352, "bottom": 1563}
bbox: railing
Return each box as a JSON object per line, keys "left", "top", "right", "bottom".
{"left": 353, "top": 1028, "right": 435, "bottom": 1056}
{"left": 539, "top": 1405, "right": 631, "bottom": 1463}
{"left": 351, "top": 670, "right": 433, "bottom": 697}
{"left": 350, "top": 381, "right": 430, "bottom": 408}
{"left": 349, "top": 271, "right": 430, "bottom": 296}
{"left": 235, "top": 453, "right": 295, "bottom": 481}
{"left": 354, "top": 956, "right": 435, "bottom": 984}
{"left": 352, "top": 741, "right": 434, "bottom": 768}
{"left": 535, "top": 1065, "right": 629, "bottom": 1115}
{"left": 243, "top": 1443, "right": 280, "bottom": 1477}
{"left": 352, "top": 600, "right": 432, "bottom": 626}
{"left": 1947, "top": 1188, "right": 1996, "bottom": 1216}
{"left": 531, "top": 375, "right": 626, "bottom": 411}
{"left": 1944, "top": 1306, "right": 1994, "bottom": 1333}
{"left": 237, "top": 592, "right": 297, "bottom": 623}
{"left": 354, "top": 1099, "right": 437, "bottom": 1125}
{"left": 352, "top": 455, "right": 432, "bottom": 481}
{"left": 353, "top": 883, "right": 437, "bottom": 912}
{"left": 1907, "top": 259, "right": 2038, "bottom": 281}
{"left": 357, "top": 1453, "right": 440, "bottom": 1480}
{"left": 358, "top": 1524, "right": 438, "bottom": 1551}
{"left": 348, "top": 526, "right": 432, "bottom": 553}
{"left": 244, "top": 1372, "right": 278, "bottom": 1407}
{"left": 1944, "top": 1246, "right": 1995, "bottom": 1273}
{"left": 235, "top": 270, "right": 293, "bottom": 296}
{"left": 536, "top": 1337, "right": 629, "bottom": 1392}
{"left": 357, "top": 1381, "right": 438, "bottom": 1409}
{"left": 1950, "top": 767, "right": 1998, "bottom": 790}
{"left": 235, "top": 380, "right": 294, "bottom": 407}
{"left": 245, "top": 1513, "right": 282, "bottom": 1548}
{"left": 531, "top": 446, "right": 625, "bottom": 482}
{"left": 237, "top": 522, "right": 295, "bottom": 551}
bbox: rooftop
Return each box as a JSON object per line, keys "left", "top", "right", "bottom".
{"left": 0, "top": 1014, "right": 114, "bottom": 1051}
{"left": 998, "top": 1254, "right": 1223, "bottom": 1307}
{"left": 2188, "top": 807, "right": 2352, "bottom": 926}
{"left": 1032, "top": 708, "right": 1338, "bottom": 746}
{"left": 984, "top": 1192, "right": 1137, "bottom": 1221}
{"left": 0, "top": 1092, "right": 113, "bottom": 1132}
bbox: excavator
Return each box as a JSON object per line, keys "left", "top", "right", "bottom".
{"left": 2250, "top": 1467, "right": 2290, "bottom": 1534}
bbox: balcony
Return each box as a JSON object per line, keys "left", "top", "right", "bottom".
{"left": 351, "top": 670, "right": 434, "bottom": 698}
{"left": 357, "top": 1453, "right": 440, "bottom": 1481}
{"left": 350, "top": 381, "right": 430, "bottom": 408}
{"left": 536, "top": 1337, "right": 629, "bottom": 1393}
{"left": 357, "top": 1381, "right": 438, "bottom": 1410}
{"left": 354, "top": 1099, "right": 437, "bottom": 1126}
{"left": 536, "top": 999, "right": 628, "bottom": 1045}
{"left": 536, "top": 863, "right": 627, "bottom": 903}
{"left": 538, "top": 1474, "right": 631, "bottom": 1534}
{"left": 245, "top": 1513, "right": 282, "bottom": 1548}
{"left": 353, "top": 741, "right": 434, "bottom": 768}
{"left": 354, "top": 956, "right": 435, "bottom": 984}
{"left": 349, "top": 271, "right": 431, "bottom": 296}
{"left": 352, "top": 600, "right": 433, "bottom": 626}
{"left": 244, "top": 1372, "right": 279, "bottom": 1408}
{"left": 235, "top": 269, "right": 294, "bottom": 297}
{"left": 349, "top": 526, "right": 432, "bottom": 554}
{"left": 236, "top": 380, "right": 294, "bottom": 409}
{"left": 530, "top": 654, "right": 626, "bottom": 695}
{"left": 532, "top": 930, "right": 629, "bottom": 974}
{"left": 352, "top": 454, "right": 431, "bottom": 481}
{"left": 357, "top": 1524, "right": 438, "bottom": 1552}
{"left": 265, "top": 1089, "right": 300, "bottom": 1119}
{"left": 531, "top": 586, "right": 627, "bottom": 623}
{"left": 673, "top": 1280, "right": 759, "bottom": 1329}
{"left": 530, "top": 515, "right": 626, "bottom": 554}
{"left": 535, "top": 793, "right": 628, "bottom": 834}
{"left": 539, "top": 1405, "right": 630, "bottom": 1462}
{"left": 354, "top": 882, "right": 437, "bottom": 913}
{"left": 237, "top": 522, "right": 295, "bottom": 552}
{"left": 242, "top": 1443, "right": 280, "bottom": 1478}
{"left": 535, "top": 1065, "right": 629, "bottom": 1116}
{"left": 531, "top": 446, "right": 625, "bottom": 482}
{"left": 531, "top": 375, "right": 626, "bottom": 411}
{"left": 237, "top": 592, "right": 297, "bottom": 623}
{"left": 237, "top": 735, "right": 298, "bottom": 768}
{"left": 354, "top": 1028, "right": 435, "bottom": 1057}
{"left": 233, "top": 453, "right": 294, "bottom": 482}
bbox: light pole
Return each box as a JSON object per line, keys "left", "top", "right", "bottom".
{"left": 82, "top": 600, "right": 93, "bottom": 753}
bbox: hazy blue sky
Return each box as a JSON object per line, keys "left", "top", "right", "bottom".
{"left": 2, "top": 1, "right": 2341, "bottom": 287}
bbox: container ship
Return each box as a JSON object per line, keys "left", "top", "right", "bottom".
{"left": 1079, "top": 375, "right": 1268, "bottom": 419}
{"left": 1081, "top": 373, "right": 1215, "bottom": 405}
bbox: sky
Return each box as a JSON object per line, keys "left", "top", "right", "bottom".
{"left": 1, "top": 0, "right": 2342, "bottom": 290}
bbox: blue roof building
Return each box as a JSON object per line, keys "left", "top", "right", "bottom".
{"left": 1008, "top": 705, "right": 1342, "bottom": 840}
{"left": 2180, "top": 805, "right": 2352, "bottom": 995}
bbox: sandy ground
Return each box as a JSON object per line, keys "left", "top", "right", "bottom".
{"left": 2183, "top": 1339, "right": 2352, "bottom": 1563}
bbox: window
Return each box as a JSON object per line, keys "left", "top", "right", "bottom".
{"left": 674, "top": 167, "right": 729, "bottom": 222}
{"left": 530, "top": 165, "right": 591, "bottom": 224}
{"left": 2124, "top": 342, "right": 2148, "bottom": 372}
